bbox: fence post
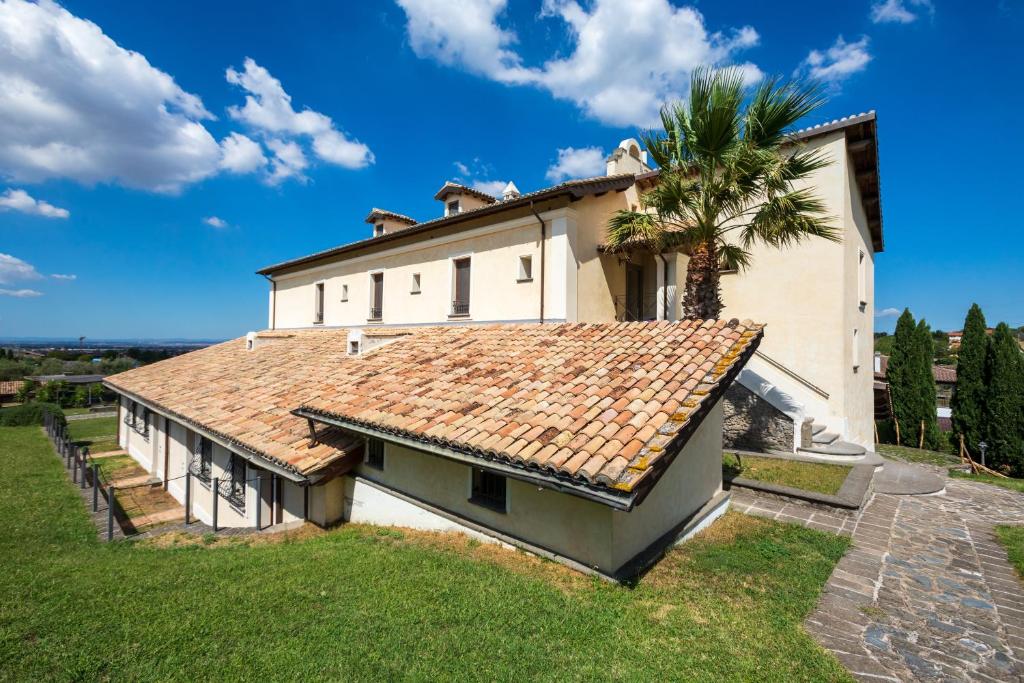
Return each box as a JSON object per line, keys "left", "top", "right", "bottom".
{"left": 255, "top": 475, "right": 262, "bottom": 531}
{"left": 92, "top": 464, "right": 100, "bottom": 512}
{"left": 184, "top": 472, "right": 191, "bottom": 526}
{"left": 79, "top": 451, "right": 87, "bottom": 490}
{"left": 107, "top": 486, "right": 115, "bottom": 541}
{"left": 72, "top": 446, "right": 79, "bottom": 484}
{"left": 212, "top": 477, "right": 219, "bottom": 532}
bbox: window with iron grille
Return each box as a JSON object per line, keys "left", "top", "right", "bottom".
{"left": 451, "top": 257, "right": 470, "bottom": 316}
{"left": 221, "top": 454, "right": 246, "bottom": 510}
{"left": 366, "top": 438, "right": 384, "bottom": 470}
{"left": 191, "top": 435, "right": 213, "bottom": 486}
{"left": 470, "top": 468, "right": 506, "bottom": 512}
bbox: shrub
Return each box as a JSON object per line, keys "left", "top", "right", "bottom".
{"left": 0, "top": 402, "right": 66, "bottom": 428}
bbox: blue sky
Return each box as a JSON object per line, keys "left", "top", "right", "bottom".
{"left": 0, "top": 0, "right": 1021, "bottom": 340}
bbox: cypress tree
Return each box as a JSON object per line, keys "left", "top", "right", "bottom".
{"left": 887, "top": 309, "right": 919, "bottom": 446}
{"left": 982, "top": 323, "right": 1024, "bottom": 476}
{"left": 915, "top": 319, "right": 940, "bottom": 450}
{"left": 952, "top": 304, "right": 988, "bottom": 455}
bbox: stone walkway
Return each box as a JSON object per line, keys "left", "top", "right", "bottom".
{"left": 795, "top": 466, "right": 1024, "bottom": 682}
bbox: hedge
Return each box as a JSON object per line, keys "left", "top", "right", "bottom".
{"left": 0, "top": 402, "right": 66, "bottom": 428}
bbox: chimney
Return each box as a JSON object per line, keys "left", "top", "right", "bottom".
{"left": 606, "top": 138, "right": 651, "bottom": 176}
{"left": 502, "top": 181, "right": 521, "bottom": 201}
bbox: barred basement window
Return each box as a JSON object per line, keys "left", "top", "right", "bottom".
{"left": 470, "top": 468, "right": 506, "bottom": 513}
{"left": 219, "top": 454, "right": 246, "bottom": 511}
{"left": 365, "top": 438, "right": 384, "bottom": 470}
{"left": 190, "top": 435, "right": 213, "bottom": 487}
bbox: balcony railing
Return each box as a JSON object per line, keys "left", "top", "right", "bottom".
{"left": 613, "top": 294, "right": 658, "bottom": 322}
{"left": 218, "top": 476, "right": 246, "bottom": 512}
{"left": 451, "top": 300, "right": 470, "bottom": 316}
{"left": 368, "top": 307, "right": 382, "bottom": 320}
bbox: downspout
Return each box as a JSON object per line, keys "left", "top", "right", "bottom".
{"left": 262, "top": 274, "right": 276, "bottom": 330}
{"left": 530, "top": 200, "right": 546, "bottom": 323}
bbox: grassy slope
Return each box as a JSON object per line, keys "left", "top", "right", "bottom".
{"left": 949, "top": 470, "right": 1024, "bottom": 493}
{"left": 0, "top": 427, "right": 851, "bottom": 681}
{"left": 67, "top": 415, "right": 119, "bottom": 453}
{"left": 876, "top": 443, "right": 959, "bottom": 467}
{"left": 996, "top": 526, "right": 1024, "bottom": 579}
{"left": 724, "top": 453, "right": 851, "bottom": 496}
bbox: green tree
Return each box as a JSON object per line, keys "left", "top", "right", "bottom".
{"left": 71, "top": 385, "right": 89, "bottom": 408}
{"left": 887, "top": 309, "right": 920, "bottom": 446}
{"left": 15, "top": 381, "right": 32, "bottom": 404}
{"left": 604, "top": 68, "right": 838, "bottom": 319}
{"left": 915, "top": 319, "right": 941, "bottom": 450}
{"left": 952, "top": 304, "right": 988, "bottom": 456}
{"left": 982, "top": 323, "right": 1024, "bottom": 475}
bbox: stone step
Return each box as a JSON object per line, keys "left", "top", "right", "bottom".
{"left": 811, "top": 422, "right": 828, "bottom": 435}
{"left": 812, "top": 431, "right": 840, "bottom": 445}
{"left": 798, "top": 440, "right": 867, "bottom": 457}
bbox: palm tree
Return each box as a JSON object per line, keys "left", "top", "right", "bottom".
{"left": 605, "top": 67, "right": 840, "bottom": 320}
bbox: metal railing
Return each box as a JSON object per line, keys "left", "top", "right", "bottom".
{"left": 451, "top": 300, "right": 469, "bottom": 316}
{"left": 613, "top": 294, "right": 658, "bottom": 322}
{"left": 368, "top": 306, "right": 382, "bottom": 320}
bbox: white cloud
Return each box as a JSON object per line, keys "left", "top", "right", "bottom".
{"left": 226, "top": 58, "right": 374, "bottom": 175}
{"left": 0, "top": 253, "right": 42, "bottom": 284}
{"left": 545, "top": 146, "right": 606, "bottom": 182}
{"left": 0, "top": 287, "right": 42, "bottom": 297}
{"left": 0, "top": 0, "right": 227, "bottom": 193}
{"left": 870, "top": 0, "right": 933, "bottom": 24}
{"left": 396, "top": 0, "right": 762, "bottom": 127}
{"left": 453, "top": 161, "right": 471, "bottom": 176}
{"left": 265, "top": 138, "right": 309, "bottom": 185}
{"left": 470, "top": 179, "right": 508, "bottom": 196}
{"left": 876, "top": 307, "right": 901, "bottom": 318}
{"left": 203, "top": 216, "right": 228, "bottom": 229}
{"left": 50, "top": 273, "right": 76, "bottom": 280}
{"left": 798, "top": 36, "right": 871, "bottom": 83}
{"left": 0, "top": 188, "right": 69, "bottom": 218}
{"left": 219, "top": 132, "right": 267, "bottom": 174}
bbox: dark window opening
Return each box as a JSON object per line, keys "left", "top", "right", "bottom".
{"left": 314, "top": 282, "right": 325, "bottom": 324}
{"left": 366, "top": 438, "right": 384, "bottom": 470}
{"left": 452, "top": 257, "right": 471, "bottom": 316}
{"left": 447, "top": 200, "right": 460, "bottom": 215}
{"left": 191, "top": 435, "right": 213, "bottom": 486}
{"left": 470, "top": 468, "right": 506, "bottom": 512}
{"left": 369, "top": 272, "right": 383, "bottom": 320}
{"left": 220, "top": 454, "right": 246, "bottom": 510}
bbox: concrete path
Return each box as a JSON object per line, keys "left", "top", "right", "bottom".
{"left": 800, "top": 463, "right": 1024, "bottom": 682}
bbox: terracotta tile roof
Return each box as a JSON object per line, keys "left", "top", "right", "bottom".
{"left": 105, "top": 320, "right": 762, "bottom": 505}
{"left": 257, "top": 174, "right": 636, "bottom": 276}
{"left": 874, "top": 355, "right": 957, "bottom": 384}
{"left": 0, "top": 380, "right": 25, "bottom": 396}
{"left": 433, "top": 181, "right": 498, "bottom": 203}
{"left": 364, "top": 207, "right": 416, "bottom": 225}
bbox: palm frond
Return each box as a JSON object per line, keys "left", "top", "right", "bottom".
{"left": 744, "top": 77, "right": 828, "bottom": 148}
{"left": 740, "top": 188, "right": 840, "bottom": 249}
{"left": 605, "top": 210, "right": 661, "bottom": 252}
{"left": 717, "top": 242, "right": 752, "bottom": 271}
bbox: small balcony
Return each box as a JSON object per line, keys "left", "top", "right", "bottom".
{"left": 450, "top": 300, "right": 469, "bottom": 317}
{"left": 368, "top": 307, "right": 382, "bottom": 321}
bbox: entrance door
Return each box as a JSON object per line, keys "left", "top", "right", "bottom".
{"left": 625, "top": 264, "right": 644, "bottom": 321}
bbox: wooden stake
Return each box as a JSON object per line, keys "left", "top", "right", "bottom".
{"left": 919, "top": 420, "right": 925, "bottom": 449}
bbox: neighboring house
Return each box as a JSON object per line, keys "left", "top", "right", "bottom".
{"left": 0, "top": 380, "right": 25, "bottom": 402}
{"left": 873, "top": 354, "right": 956, "bottom": 431}
{"left": 257, "top": 113, "right": 882, "bottom": 456}
{"left": 106, "top": 320, "right": 762, "bottom": 579}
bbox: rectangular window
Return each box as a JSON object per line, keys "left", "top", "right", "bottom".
{"left": 314, "top": 282, "right": 325, "bottom": 324}
{"left": 374, "top": 223, "right": 384, "bottom": 237}
{"left": 192, "top": 435, "right": 213, "bottom": 485}
{"left": 411, "top": 272, "right": 421, "bottom": 294}
{"left": 369, "top": 272, "right": 383, "bottom": 320}
{"left": 470, "top": 468, "right": 507, "bottom": 512}
{"left": 225, "top": 454, "right": 246, "bottom": 510}
{"left": 452, "top": 257, "right": 471, "bottom": 316}
{"left": 447, "top": 200, "right": 460, "bottom": 216}
{"left": 341, "top": 284, "right": 348, "bottom": 302}
{"left": 365, "top": 438, "right": 384, "bottom": 470}
{"left": 517, "top": 255, "right": 533, "bottom": 281}
{"left": 857, "top": 250, "right": 867, "bottom": 306}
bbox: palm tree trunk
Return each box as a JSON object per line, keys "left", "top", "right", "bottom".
{"left": 683, "top": 241, "right": 723, "bottom": 320}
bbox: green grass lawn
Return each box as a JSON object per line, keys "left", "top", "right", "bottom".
{"left": 67, "top": 415, "right": 119, "bottom": 454}
{"left": 91, "top": 454, "right": 141, "bottom": 482}
{"left": 995, "top": 526, "right": 1024, "bottom": 579}
{"left": 723, "top": 453, "right": 851, "bottom": 496}
{"left": 948, "top": 470, "right": 1024, "bottom": 494}
{"left": 0, "top": 426, "right": 852, "bottom": 681}
{"left": 876, "top": 443, "right": 959, "bottom": 467}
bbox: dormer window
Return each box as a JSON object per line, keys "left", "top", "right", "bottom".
{"left": 374, "top": 223, "right": 384, "bottom": 237}
{"left": 447, "top": 200, "right": 460, "bottom": 216}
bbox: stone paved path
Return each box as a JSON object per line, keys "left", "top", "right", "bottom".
{"left": 798, "top": 468, "right": 1024, "bottom": 682}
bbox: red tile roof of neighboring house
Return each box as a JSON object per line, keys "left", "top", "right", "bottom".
{"left": 363, "top": 208, "right": 417, "bottom": 225}
{"left": 0, "top": 380, "right": 25, "bottom": 396}
{"left": 106, "top": 320, "right": 762, "bottom": 508}
{"left": 874, "top": 355, "right": 956, "bottom": 384}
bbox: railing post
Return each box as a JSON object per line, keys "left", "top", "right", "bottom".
{"left": 107, "top": 486, "right": 115, "bottom": 541}
{"left": 184, "top": 472, "right": 191, "bottom": 526}
{"left": 92, "top": 464, "right": 100, "bottom": 512}
{"left": 212, "top": 477, "right": 219, "bottom": 532}
{"left": 72, "top": 446, "right": 79, "bottom": 483}
{"left": 255, "top": 475, "right": 262, "bottom": 531}
{"left": 79, "top": 451, "right": 87, "bottom": 490}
